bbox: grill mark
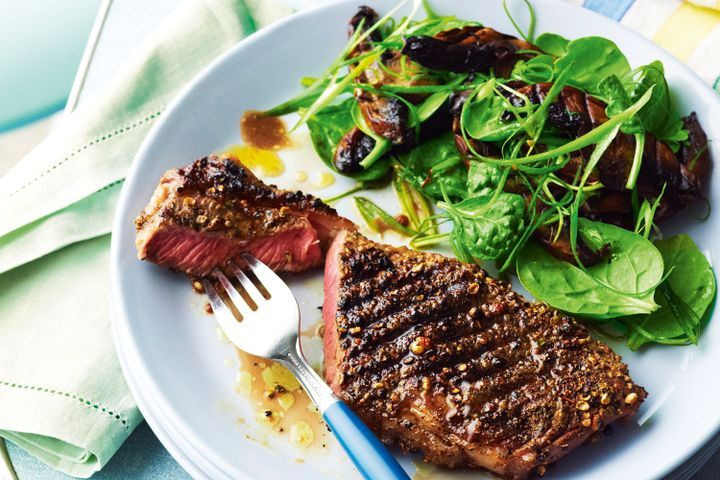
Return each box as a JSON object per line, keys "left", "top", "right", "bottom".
{"left": 401, "top": 319, "right": 535, "bottom": 390}
{"left": 339, "top": 260, "right": 480, "bottom": 327}
{"left": 346, "top": 311, "right": 485, "bottom": 377}
{"left": 345, "top": 320, "right": 522, "bottom": 402}
{"left": 343, "top": 288, "right": 546, "bottom": 394}
{"left": 343, "top": 285, "right": 482, "bottom": 355}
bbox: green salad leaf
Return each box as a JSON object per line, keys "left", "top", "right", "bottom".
{"left": 467, "top": 161, "right": 503, "bottom": 197}
{"left": 598, "top": 75, "right": 643, "bottom": 134}
{"left": 517, "top": 219, "right": 664, "bottom": 319}
{"left": 396, "top": 132, "right": 466, "bottom": 201}
{"left": 627, "top": 234, "right": 716, "bottom": 349}
{"left": 444, "top": 192, "right": 526, "bottom": 262}
{"left": 306, "top": 98, "right": 390, "bottom": 181}
{"left": 629, "top": 61, "right": 688, "bottom": 152}
{"left": 555, "top": 37, "right": 631, "bottom": 96}
{"left": 463, "top": 84, "right": 521, "bottom": 141}
{"left": 535, "top": 32, "right": 569, "bottom": 57}
{"left": 598, "top": 61, "right": 688, "bottom": 152}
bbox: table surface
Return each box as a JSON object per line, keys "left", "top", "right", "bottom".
{"left": 5, "top": 0, "right": 720, "bottom": 478}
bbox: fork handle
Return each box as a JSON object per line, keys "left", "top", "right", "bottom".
{"left": 283, "top": 348, "right": 409, "bottom": 480}
{"left": 322, "top": 401, "right": 410, "bottom": 480}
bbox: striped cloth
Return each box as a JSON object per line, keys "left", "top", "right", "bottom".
{"left": 569, "top": 0, "right": 720, "bottom": 92}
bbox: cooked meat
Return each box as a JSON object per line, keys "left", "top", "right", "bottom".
{"left": 135, "top": 155, "right": 354, "bottom": 276}
{"left": 402, "top": 26, "right": 536, "bottom": 76}
{"left": 323, "top": 230, "right": 646, "bottom": 480}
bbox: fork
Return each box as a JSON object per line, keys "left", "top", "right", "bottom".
{"left": 203, "top": 254, "right": 409, "bottom": 480}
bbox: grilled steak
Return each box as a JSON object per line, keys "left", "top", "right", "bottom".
{"left": 323, "top": 230, "right": 646, "bottom": 479}
{"left": 135, "top": 155, "right": 353, "bottom": 276}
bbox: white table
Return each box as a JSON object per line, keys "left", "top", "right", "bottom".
{"left": 6, "top": 0, "right": 720, "bottom": 478}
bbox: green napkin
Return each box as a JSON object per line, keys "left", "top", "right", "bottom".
{"left": 0, "top": 0, "right": 290, "bottom": 476}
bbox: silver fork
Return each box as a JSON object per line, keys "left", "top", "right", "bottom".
{"left": 203, "top": 254, "right": 409, "bottom": 480}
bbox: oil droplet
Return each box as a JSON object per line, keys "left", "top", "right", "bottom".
{"left": 240, "top": 110, "right": 291, "bottom": 150}
{"left": 313, "top": 171, "right": 335, "bottom": 189}
{"left": 412, "top": 460, "right": 437, "bottom": 479}
{"left": 220, "top": 145, "right": 284, "bottom": 177}
{"left": 295, "top": 170, "right": 308, "bottom": 182}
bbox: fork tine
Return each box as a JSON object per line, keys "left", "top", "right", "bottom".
{"left": 241, "top": 253, "right": 287, "bottom": 292}
{"left": 213, "top": 270, "right": 254, "bottom": 316}
{"left": 230, "top": 264, "right": 266, "bottom": 305}
{"left": 202, "top": 279, "right": 250, "bottom": 344}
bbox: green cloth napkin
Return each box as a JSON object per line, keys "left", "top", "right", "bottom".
{"left": 0, "top": 0, "right": 290, "bottom": 476}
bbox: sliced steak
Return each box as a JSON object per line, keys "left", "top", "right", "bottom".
{"left": 135, "top": 155, "right": 354, "bottom": 276}
{"left": 323, "top": 231, "right": 646, "bottom": 479}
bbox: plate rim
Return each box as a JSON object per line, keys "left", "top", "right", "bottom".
{"left": 110, "top": 0, "right": 720, "bottom": 478}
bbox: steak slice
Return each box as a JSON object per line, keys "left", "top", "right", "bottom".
{"left": 135, "top": 155, "right": 354, "bottom": 276}
{"left": 323, "top": 230, "right": 646, "bottom": 479}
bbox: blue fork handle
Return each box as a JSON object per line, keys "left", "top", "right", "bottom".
{"left": 323, "top": 401, "right": 410, "bottom": 480}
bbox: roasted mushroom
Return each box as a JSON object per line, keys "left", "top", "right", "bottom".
{"left": 402, "top": 26, "right": 536, "bottom": 76}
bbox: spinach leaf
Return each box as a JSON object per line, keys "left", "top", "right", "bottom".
{"left": 555, "top": 37, "right": 631, "bottom": 96}
{"left": 627, "top": 234, "right": 716, "bottom": 349}
{"left": 461, "top": 81, "right": 522, "bottom": 142}
{"left": 578, "top": 219, "right": 664, "bottom": 294}
{"left": 517, "top": 219, "right": 663, "bottom": 319}
{"left": 467, "top": 161, "right": 502, "bottom": 197}
{"left": 306, "top": 98, "right": 390, "bottom": 181}
{"left": 445, "top": 192, "right": 526, "bottom": 261}
{"left": 629, "top": 61, "right": 688, "bottom": 152}
{"left": 597, "top": 74, "right": 643, "bottom": 134}
{"left": 535, "top": 32, "right": 570, "bottom": 57}
{"left": 396, "top": 131, "right": 466, "bottom": 201}
{"left": 598, "top": 62, "right": 688, "bottom": 152}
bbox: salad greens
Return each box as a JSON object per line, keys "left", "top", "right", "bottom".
{"left": 442, "top": 192, "right": 526, "bottom": 262}
{"left": 395, "top": 132, "right": 466, "bottom": 200}
{"left": 517, "top": 219, "right": 663, "bottom": 319}
{"left": 306, "top": 98, "right": 391, "bottom": 180}
{"left": 266, "top": 0, "right": 714, "bottom": 349}
{"left": 555, "top": 37, "right": 631, "bottom": 96}
{"left": 627, "top": 235, "right": 716, "bottom": 349}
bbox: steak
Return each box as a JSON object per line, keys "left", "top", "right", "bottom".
{"left": 323, "top": 230, "right": 646, "bottom": 479}
{"left": 135, "top": 155, "right": 354, "bottom": 276}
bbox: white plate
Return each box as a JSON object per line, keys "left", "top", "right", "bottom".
{"left": 110, "top": 0, "right": 720, "bottom": 478}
